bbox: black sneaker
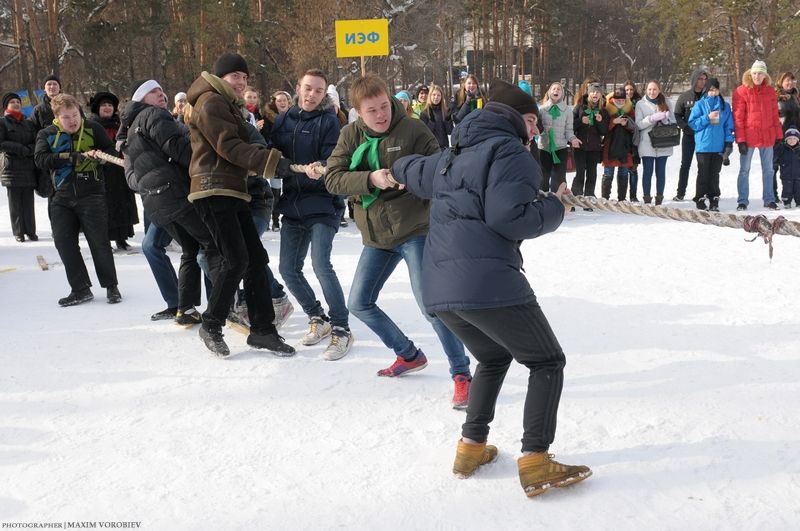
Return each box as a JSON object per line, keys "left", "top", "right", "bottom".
{"left": 176, "top": 307, "right": 202, "bottom": 327}
{"left": 27, "top": 234, "right": 38, "bottom": 241}
{"left": 672, "top": 195, "right": 685, "bottom": 201}
{"left": 783, "top": 201, "right": 792, "bottom": 208}
{"left": 767, "top": 202, "right": 779, "bottom": 210}
{"left": 106, "top": 286, "right": 122, "bottom": 304}
{"left": 340, "top": 219, "right": 349, "bottom": 227}
{"left": 151, "top": 307, "right": 178, "bottom": 321}
{"left": 247, "top": 332, "right": 296, "bottom": 357}
{"left": 199, "top": 326, "right": 230, "bottom": 357}
{"left": 696, "top": 199, "right": 707, "bottom": 211}
{"left": 59, "top": 288, "right": 93, "bottom": 307}
{"left": 736, "top": 204, "right": 747, "bottom": 211}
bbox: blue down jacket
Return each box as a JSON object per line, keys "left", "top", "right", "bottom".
{"left": 391, "top": 102, "right": 565, "bottom": 312}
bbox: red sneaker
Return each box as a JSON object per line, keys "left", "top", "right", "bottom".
{"left": 452, "top": 375, "right": 471, "bottom": 410}
{"left": 377, "top": 350, "right": 428, "bottom": 377}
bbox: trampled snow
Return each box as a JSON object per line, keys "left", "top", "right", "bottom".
{"left": 1, "top": 156, "right": 799, "bottom": 529}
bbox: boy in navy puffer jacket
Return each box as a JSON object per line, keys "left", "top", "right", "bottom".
{"left": 775, "top": 127, "right": 800, "bottom": 208}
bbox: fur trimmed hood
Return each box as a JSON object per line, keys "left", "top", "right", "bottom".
{"left": 741, "top": 69, "right": 774, "bottom": 89}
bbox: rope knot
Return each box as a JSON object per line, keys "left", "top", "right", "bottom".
{"left": 743, "top": 215, "right": 786, "bottom": 260}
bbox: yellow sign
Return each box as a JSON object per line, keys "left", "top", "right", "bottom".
{"left": 335, "top": 19, "right": 389, "bottom": 58}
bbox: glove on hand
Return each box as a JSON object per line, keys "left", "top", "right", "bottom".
{"left": 722, "top": 143, "right": 733, "bottom": 166}
{"left": 649, "top": 111, "right": 667, "bottom": 123}
{"left": 738, "top": 143, "right": 748, "bottom": 155}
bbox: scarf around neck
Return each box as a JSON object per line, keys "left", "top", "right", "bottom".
{"left": 547, "top": 104, "right": 562, "bottom": 163}
{"left": 349, "top": 133, "right": 383, "bottom": 209}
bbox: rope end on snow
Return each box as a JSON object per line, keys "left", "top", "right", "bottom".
{"left": 743, "top": 215, "right": 786, "bottom": 260}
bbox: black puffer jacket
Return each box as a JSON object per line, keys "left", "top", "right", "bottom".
{"left": 121, "top": 101, "right": 194, "bottom": 226}
{"left": 777, "top": 87, "right": 800, "bottom": 133}
{"left": 0, "top": 112, "right": 37, "bottom": 187}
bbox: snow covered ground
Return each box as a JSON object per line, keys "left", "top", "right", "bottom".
{"left": 1, "top": 156, "right": 799, "bottom": 530}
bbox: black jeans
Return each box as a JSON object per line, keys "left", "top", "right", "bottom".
{"left": 162, "top": 209, "right": 222, "bottom": 311}
{"left": 571, "top": 150, "right": 602, "bottom": 197}
{"left": 437, "top": 301, "right": 566, "bottom": 453}
{"left": 6, "top": 186, "right": 36, "bottom": 237}
{"left": 49, "top": 187, "right": 117, "bottom": 291}
{"left": 540, "top": 148, "right": 568, "bottom": 192}
{"left": 676, "top": 132, "right": 696, "bottom": 197}
{"left": 194, "top": 196, "right": 276, "bottom": 334}
{"left": 694, "top": 152, "right": 722, "bottom": 202}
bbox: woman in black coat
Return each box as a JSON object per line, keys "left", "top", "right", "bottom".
{"left": 89, "top": 92, "right": 139, "bottom": 250}
{"left": 0, "top": 93, "right": 38, "bottom": 242}
{"left": 419, "top": 84, "right": 453, "bottom": 149}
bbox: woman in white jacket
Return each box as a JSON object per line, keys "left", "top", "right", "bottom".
{"left": 538, "top": 82, "right": 581, "bottom": 192}
{"left": 636, "top": 80, "right": 676, "bottom": 205}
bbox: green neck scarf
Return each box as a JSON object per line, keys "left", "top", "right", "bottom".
{"left": 349, "top": 133, "right": 382, "bottom": 209}
{"left": 547, "top": 104, "right": 562, "bottom": 164}
{"left": 584, "top": 106, "right": 601, "bottom": 125}
{"left": 616, "top": 107, "right": 626, "bottom": 118}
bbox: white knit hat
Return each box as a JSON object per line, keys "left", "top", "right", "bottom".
{"left": 751, "top": 60, "right": 768, "bottom": 75}
{"left": 174, "top": 92, "right": 187, "bottom": 104}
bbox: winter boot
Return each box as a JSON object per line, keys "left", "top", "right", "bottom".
{"left": 322, "top": 326, "right": 354, "bottom": 361}
{"left": 301, "top": 316, "right": 332, "bottom": 346}
{"left": 696, "top": 198, "right": 708, "bottom": 211}
{"left": 709, "top": 197, "right": 720, "bottom": 212}
{"left": 58, "top": 288, "right": 94, "bottom": 307}
{"left": 452, "top": 439, "right": 498, "bottom": 479}
{"left": 672, "top": 194, "right": 685, "bottom": 201}
{"left": 600, "top": 177, "right": 612, "bottom": 200}
{"left": 199, "top": 325, "right": 230, "bottom": 358}
{"left": 655, "top": 194, "right": 664, "bottom": 206}
{"left": 643, "top": 195, "right": 652, "bottom": 205}
{"left": 247, "top": 332, "right": 296, "bottom": 357}
{"left": 452, "top": 375, "right": 471, "bottom": 410}
{"left": 518, "top": 452, "right": 592, "bottom": 497}
{"left": 106, "top": 286, "right": 122, "bottom": 304}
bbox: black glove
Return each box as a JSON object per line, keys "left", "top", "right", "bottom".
{"left": 276, "top": 157, "right": 292, "bottom": 178}
{"left": 738, "top": 142, "right": 748, "bottom": 155}
{"left": 722, "top": 142, "right": 733, "bottom": 166}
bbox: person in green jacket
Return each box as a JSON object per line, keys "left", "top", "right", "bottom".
{"left": 325, "top": 73, "right": 473, "bottom": 409}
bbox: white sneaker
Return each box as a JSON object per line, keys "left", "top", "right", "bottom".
{"left": 322, "top": 327, "right": 354, "bottom": 361}
{"left": 301, "top": 316, "right": 332, "bottom": 346}
{"left": 272, "top": 296, "right": 294, "bottom": 329}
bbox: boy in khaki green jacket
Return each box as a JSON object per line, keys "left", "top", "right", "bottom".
{"left": 325, "top": 74, "right": 473, "bottom": 408}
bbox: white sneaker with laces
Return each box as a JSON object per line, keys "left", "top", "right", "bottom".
{"left": 322, "top": 327, "right": 354, "bottom": 361}
{"left": 301, "top": 316, "right": 332, "bottom": 346}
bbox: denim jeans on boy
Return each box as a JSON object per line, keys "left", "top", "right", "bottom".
{"left": 279, "top": 220, "right": 348, "bottom": 329}
{"left": 641, "top": 156, "right": 668, "bottom": 197}
{"left": 737, "top": 146, "right": 775, "bottom": 206}
{"left": 142, "top": 220, "right": 179, "bottom": 309}
{"left": 348, "top": 235, "right": 471, "bottom": 378}
{"left": 251, "top": 215, "right": 286, "bottom": 299}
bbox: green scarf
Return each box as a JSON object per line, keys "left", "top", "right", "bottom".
{"left": 349, "top": 133, "right": 382, "bottom": 209}
{"left": 584, "top": 106, "right": 601, "bottom": 125}
{"left": 615, "top": 107, "right": 626, "bottom": 118}
{"left": 547, "top": 104, "right": 561, "bottom": 164}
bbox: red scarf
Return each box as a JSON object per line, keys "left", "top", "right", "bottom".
{"left": 245, "top": 103, "right": 257, "bottom": 114}
{"left": 4, "top": 108, "right": 23, "bottom": 121}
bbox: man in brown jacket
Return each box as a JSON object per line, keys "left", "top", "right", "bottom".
{"left": 186, "top": 52, "right": 293, "bottom": 357}
{"left": 325, "top": 74, "right": 473, "bottom": 409}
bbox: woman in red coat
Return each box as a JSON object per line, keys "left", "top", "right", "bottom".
{"left": 733, "top": 60, "right": 784, "bottom": 210}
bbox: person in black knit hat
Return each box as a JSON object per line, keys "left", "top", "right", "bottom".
{"left": 390, "top": 78, "right": 591, "bottom": 498}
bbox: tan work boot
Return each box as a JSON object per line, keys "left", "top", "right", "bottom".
{"left": 452, "top": 439, "right": 498, "bottom": 479}
{"left": 518, "top": 452, "right": 592, "bottom": 497}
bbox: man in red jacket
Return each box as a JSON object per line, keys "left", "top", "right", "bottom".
{"left": 734, "top": 60, "right": 784, "bottom": 210}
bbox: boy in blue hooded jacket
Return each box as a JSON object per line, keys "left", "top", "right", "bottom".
{"left": 688, "top": 78, "right": 734, "bottom": 211}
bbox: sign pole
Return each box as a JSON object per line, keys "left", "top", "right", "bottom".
{"left": 360, "top": 56, "right": 366, "bottom": 76}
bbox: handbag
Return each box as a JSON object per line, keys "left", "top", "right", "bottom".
{"left": 565, "top": 147, "right": 576, "bottom": 173}
{"left": 35, "top": 168, "right": 53, "bottom": 198}
{"left": 648, "top": 122, "right": 681, "bottom": 148}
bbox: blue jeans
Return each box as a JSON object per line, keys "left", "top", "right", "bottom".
{"left": 251, "top": 216, "right": 286, "bottom": 299}
{"left": 641, "top": 156, "right": 668, "bottom": 197}
{"left": 348, "top": 235, "right": 471, "bottom": 378}
{"left": 737, "top": 146, "right": 776, "bottom": 206}
{"left": 142, "top": 220, "right": 179, "bottom": 308}
{"left": 279, "top": 220, "right": 348, "bottom": 328}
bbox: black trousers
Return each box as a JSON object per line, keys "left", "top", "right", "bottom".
{"left": 270, "top": 187, "right": 281, "bottom": 227}
{"left": 694, "top": 152, "right": 722, "bottom": 201}
{"left": 571, "top": 150, "right": 602, "bottom": 197}
{"left": 540, "top": 148, "right": 568, "bottom": 192}
{"left": 49, "top": 189, "right": 117, "bottom": 291}
{"left": 194, "top": 196, "right": 276, "bottom": 334}
{"left": 437, "top": 301, "right": 566, "bottom": 453}
{"left": 6, "top": 186, "right": 36, "bottom": 238}
{"left": 162, "top": 209, "right": 222, "bottom": 312}
{"left": 676, "top": 133, "right": 696, "bottom": 197}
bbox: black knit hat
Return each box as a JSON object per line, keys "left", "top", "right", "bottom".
{"left": 612, "top": 87, "right": 626, "bottom": 99}
{"left": 2, "top": 92, "right": 20, "bottom": 110}
{"left": 89, "top": 91, "right": 120, "bottom": 115}
{"left": 706, "top": 77, "right": 721, "bottom": 90}
{"left": 488, "top": 79, "right": 538, "bottom": 116}
{"left": 214, "top": 53, "right": 249, "bottom": 78}
{"left": 44, "top": 74, "right": 61, "bottom": 87}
